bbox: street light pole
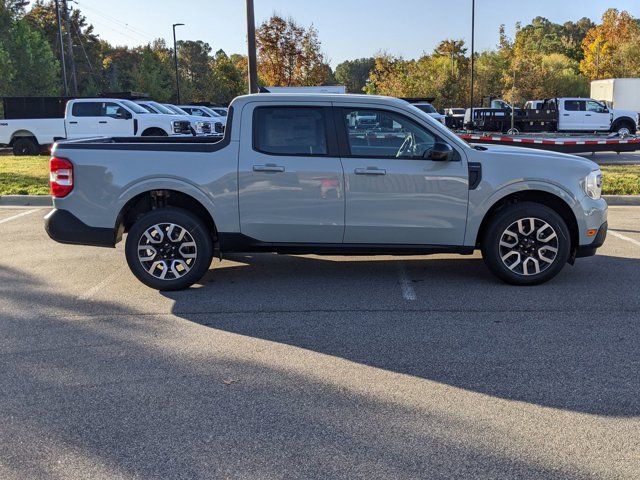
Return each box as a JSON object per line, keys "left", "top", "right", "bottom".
{"left": 470, "top": 0, "right": 475, "bottom": 111}
{"left": 172, "top": 23, "right": 185, "bottom": 103}
{"left": 246, "top": 0, "right": 259, "bottom": 94}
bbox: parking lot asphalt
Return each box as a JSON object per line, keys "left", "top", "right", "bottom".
{"left": 0, "top": 206, "right": 639, "bottom": 479}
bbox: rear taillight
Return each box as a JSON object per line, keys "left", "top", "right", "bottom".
{"left": 50, "top": 157, "right": 73, "bottom": 198}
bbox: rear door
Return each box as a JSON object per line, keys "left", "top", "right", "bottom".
{"left": 98, "top": 102, "right": 135, "bottom": 136}
{"left": 66, "top": 101, "right": 101, "bottom": 138}
{"left": 560, "top": 100, "right": 585, "bottom": 130}
{"left": 585, "top": 100, "right": 610, "bottom": 131}
{"left": 238, "top": 102, "right": 345, "bottom": 243}
{"left": 337, "top": 105, "right": 469, "bottom": 245}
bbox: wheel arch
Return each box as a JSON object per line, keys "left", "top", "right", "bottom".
{"left": 9, "top": 130, "right": 38, "bottom": 145}
{"left": 141, "top": 127, "right": 169, "bottom": 136}
{"left": 611, "top": 116, "right": 637, "bottom": 132}
{"left": 115, "top": 183, "right": 218, "bottom": 246}
{"left": 472, "top": 188, "right": 579, "bottom": 253}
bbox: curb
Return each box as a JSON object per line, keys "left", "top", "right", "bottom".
{"left": 0, "top": 195, "right": 53, "bottom": 206}
{"left": 1, "top": 194, "right": 640, "bottom": 207}
{"left": 603, "top": 195, "right": 640, "bottom": 206}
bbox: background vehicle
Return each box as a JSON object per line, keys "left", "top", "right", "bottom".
{"left": 591, "top": 78, "right": 640, "bottom": 113}
{"left": 135, "top": 100, "right": 213, "bottom": 136}
{"left": 412, "top": 102, "right": 446, "bottom": 124}
{"left": 178, "top": 105, "right": 227, "bottom": 131}
{"left": 45, "top": 94, "right": 607, "bottom": 290}
{"left": 468, "top": 97, "right": 638, "bottom": 135}
{"left": 1, "top": 98, "right": 192, "bottom": 155}
{"left": 209, "top": 107, "right": 228, "bottom": 117}
{"left": 445, "top": 108, "right": 465, "bottom": 129}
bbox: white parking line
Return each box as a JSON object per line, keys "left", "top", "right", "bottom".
{"left": 397, "top": 263, "right": 416, "bottom": 301}
{"left": 77, "top": 272, "right": 120, "bottom": 301}
{"left": 609, "top": 230, "right": 640, "bottom": 248}
{"left": 0, "top": 209, "right": 38, "bottom": 225}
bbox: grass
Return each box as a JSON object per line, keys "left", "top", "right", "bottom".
{"left": 0, "top": 154, "right": 639, "bottom": 196}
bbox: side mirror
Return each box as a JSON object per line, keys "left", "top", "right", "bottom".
{"left": 426, "top": 142, "right": 453, "bottom": 161}
{"left": 116, "top": 108, "right": 131, "bottom": 119}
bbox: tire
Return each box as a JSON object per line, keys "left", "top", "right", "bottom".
{"left": 12, "top": 137, "right": 40, "bottom": 156}
{"left": 612, "top": 120, "right": 636, "bottom": 136}
{"left": 141, "top": 128, "right": 168, "bottom": 137}
{"left": 125, "top": 207, "right": 213, "bottom": 290}
{"left": 481, "top": 202, "right": 571, "bottom": 286}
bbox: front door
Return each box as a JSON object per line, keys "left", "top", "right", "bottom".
{"left": 98, "top": 102, "right": 135, "bottom": 136}
{"left": 238, "top": 103, "right": 344, "bottom": 243}
{"left": 338, "top": 107, "right": 469, "bottom": 245}
{"left": 585, "top": 100, "right": 611, "bottom": 131}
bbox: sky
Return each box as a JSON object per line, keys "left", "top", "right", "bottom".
{"left": 69, "top": 0, "right": 640, "bottom": 67}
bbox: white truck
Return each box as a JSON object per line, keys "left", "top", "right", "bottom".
{"left": 0, "top": 98, "right": 193, "bottom": 155}
{"left": 591, "top": 78, "right": 640, "bottom": 113}
{"left": 467, "top": 97, "right": 638, "bottom": 135}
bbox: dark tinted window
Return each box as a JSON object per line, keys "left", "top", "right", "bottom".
{"left": 565, "top": 100, "right": 585, "bottom": 111}
{"left": 71, "top": 102, "right": 101, "bottom": 117}
{"left": 343, "top": 109, "right": 437, "bottom": 158}
{"left": 254, "top": 107, "right": 327, "bottom": 155}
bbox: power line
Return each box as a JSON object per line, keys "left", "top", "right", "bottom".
{"left": 74, "top": 1, "right": 156, "bottom": 41}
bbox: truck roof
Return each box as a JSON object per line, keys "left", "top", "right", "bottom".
{"left": 230, "top": 93, "right": 409, "bottom": 108}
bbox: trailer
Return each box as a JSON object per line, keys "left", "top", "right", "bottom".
{"left": 458, "top": 132, "right": 640, "bottom": 154}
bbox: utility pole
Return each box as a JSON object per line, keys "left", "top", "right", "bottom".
{"left": 469, "top": 0, "right": 475, "bottom": 111}
{"left": 54, "top": 0, "right": 69, "bottom": 96}
{"left": 172, "top": 23, "right": 185, "bottom": 103}
{"left": 62, "top": 0, "right": 78, "bottom": 95}
{"left": 246, "top": 0, "right": 259, "bottom": 94}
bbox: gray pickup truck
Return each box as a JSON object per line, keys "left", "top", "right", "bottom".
{"left": 45, "top": 94, "right": 607, "bottom": 290}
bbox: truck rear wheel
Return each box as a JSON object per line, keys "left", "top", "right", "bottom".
{"left": 481, "top": 202, "right": 571, "bottom": 285}
{"left": 141, "top": 128, "right": 168, "bottom": 136}
{"left": 12, "top": 137, "right": 39, "bottom": 156}
{"left": 125, "top": 207, "right": 213, "bottom": 290}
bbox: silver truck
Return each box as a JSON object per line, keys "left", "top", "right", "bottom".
{"left": 45, "top": 94, "right": 608, "bottom": 290}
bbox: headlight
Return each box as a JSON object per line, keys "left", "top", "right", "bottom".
{"left": 172, "top": 121, "right": 190, "bottom": 134}
{"left": 583, "top": 170, "right": 603, "bottom": 200}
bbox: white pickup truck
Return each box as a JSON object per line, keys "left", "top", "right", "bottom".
{"left": 0, "top": 98, "right": 194, "bottom": 155}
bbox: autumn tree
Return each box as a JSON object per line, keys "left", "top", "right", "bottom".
{"left": 256, "top": 15, "right": 330, "bottom": 86}
{"left": 580, "top": 9, "right": 640, "bottom": 80}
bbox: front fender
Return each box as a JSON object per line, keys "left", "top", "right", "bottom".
{"left": 464, "top": 180, "right": 581, "bottom": 246}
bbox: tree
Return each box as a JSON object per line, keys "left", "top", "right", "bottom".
{"left": 335, "top": 58, "right": 375, "bottom": 93}
{"left": 134, "top": 40, "right": 174, "bottom": 102}
{"left": 176, "top": 40, "right": 214, "bottom": 101}
{"left": 210, "top": 49, "right": 246, "bottom": 103}
{"left": 580, "top": 9, "right": 640, "bottom": 80}
{"left": 5, "top": 18, "right": 59, "bottom": 95}
{"left": 256, "top": 15, "right": 329, "bottom": 86}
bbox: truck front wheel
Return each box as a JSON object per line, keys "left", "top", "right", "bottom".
{"left": 125, "top": 207, "right": 213, "bottom": 290}
{"left": 12, "top": 137, "right": 40, "bottom": 156}
{"left": 612, "top": 120, "right": 636, "bottom": 136}
{"left": 481, "top": 202, "right": 571, "bottom": 285}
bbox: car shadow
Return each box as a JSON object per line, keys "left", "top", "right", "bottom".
{"left": 163, "top": 251, "right": 640, "bottom": 417}
{"left": 0, "top": 263, "right": 582, "bottom": 478}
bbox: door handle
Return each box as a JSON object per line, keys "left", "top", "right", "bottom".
{"left": 354, "top": 167, "right": 386, "bottom": 175}
{"left": 99, "top": 121, "right": 108, "bottom": 124}
{"left": 253, "top": 164, "right": 285, "bottom": 173}
{"left": 562, "top": 114, "right": 570, "bottom": 116}
{"left": 69, "top": 121, "right": 78, "bottom": 124}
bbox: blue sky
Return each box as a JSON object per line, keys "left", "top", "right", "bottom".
{"left": 71, "top": 0, "right": 640, "bottom": 66}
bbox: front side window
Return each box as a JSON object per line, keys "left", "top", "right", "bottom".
{"left": 254, "top": 107, "right": 328, "bottom": 156}
{"left": 102, "top": 102, "right": 127, "bottom": 118}
{"left": 343, "top": 109, "right": 437, "bottom": 158}
{"left": 586, "top": 101, "right": 606, "bottom": 113}
{"left": 71, "top": 102, "right": 101, "bottom": 117}
{"left": 565, "top": 100, "right": 585, "bottom": 111}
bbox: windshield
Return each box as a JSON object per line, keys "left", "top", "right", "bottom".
{"left": 147, "top": 101, "right": 175, "bottom": 115}
{"left": 120, "top": 100, "right": 150, "bottom": 114}
{"left": 164, "top": 104, "right": 189, "bottom": 115}
{"left": 199, "top": 106, "right": 221, "bottom": 117}
{"left": 415, "top": 103, "right": 437, "bottom": 114}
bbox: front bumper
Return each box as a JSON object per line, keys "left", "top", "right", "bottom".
{"left": 575, "top": 221, "right": 607, "bottom": 258}
{"left": 45, "top": 209, "right": 117, "bottom": 248}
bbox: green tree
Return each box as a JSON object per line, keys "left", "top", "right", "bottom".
{"left": 134, "top": 40, "right": 174, "bottom": 102}
{"left": 6, "top": 18, "right": 59, "bottom": 95}
{"left": 335, "top": 58, "right": 375, "bottom": 93}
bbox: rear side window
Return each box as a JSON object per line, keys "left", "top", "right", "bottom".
{"left": 565, "top": 100, "right": 585, "bottom": 111}
{"left": 254, "top": 107, "right": 327, "bottom": 156}
{"left": 72, "top": 102, "right": 101, "bottom": 117}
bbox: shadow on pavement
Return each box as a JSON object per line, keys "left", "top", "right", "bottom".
{"left": 164, "top": 252, "right": 640, "bottom": 418}
{"left": 0, "top": 264, "right": 583, "bottom": 478}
